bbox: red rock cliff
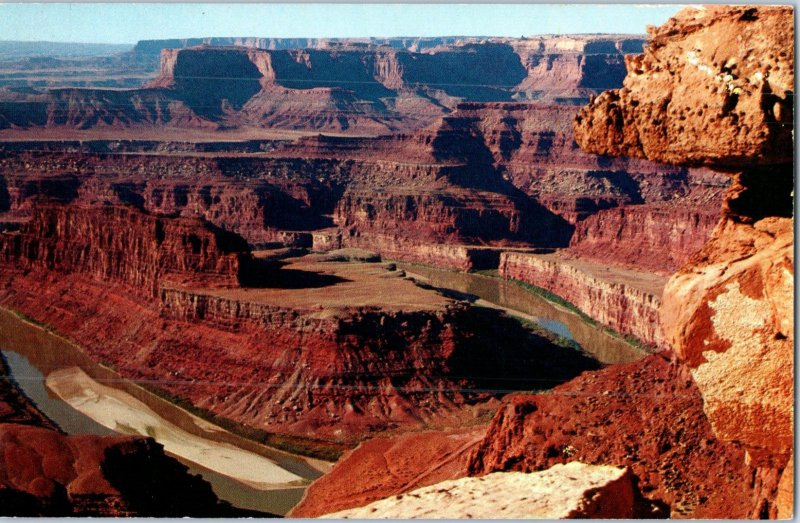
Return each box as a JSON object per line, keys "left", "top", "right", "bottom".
{"left": 0, "top": 204, "right": 250, "bottom": 296}
{"left": 0, "top": 204, "right": 599, "bottom": 444}
{"left": 573, "top": 4, "right": 793, "bottom": 516}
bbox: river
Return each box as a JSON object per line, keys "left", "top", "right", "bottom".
{"left": 0, "top": 265, "right": 647, "bottom": 515}
{"left": 397, "top": 264, "right": 649, "bottom": 365}
{"left": 0, "top": 308, "right": 329, "bottom": 515}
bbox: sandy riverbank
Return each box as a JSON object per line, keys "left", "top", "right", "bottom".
{"left": 46, "top": 366, "right": 306, "bottom": 490}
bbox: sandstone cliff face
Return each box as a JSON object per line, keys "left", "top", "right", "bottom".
{"left": 660, "top": 216, "right": 793, "bottom": 465}
{"left": 320, "top": 463, "right": 636, "bottom": 519}
{"left": 567, "top": 204, "right": 720, "bottom": 274}
{"left": 572, "top": 4, "right": 793, "bottom": 516}
{"left": 0, "top": 204, "right": 249, "bottom": 296}
{"left": 499, "top": 252, "right": 667, "bottom": 347}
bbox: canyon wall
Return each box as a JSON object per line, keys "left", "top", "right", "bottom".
{"left": 0, "top": 204, "right": 599, "bottom": 444}
{"left": 0, "top": 35, "right": 646, "bottom": 133}
{"left": 572, "top": 4, "right": 793, "bottom": 516}
{"left": 0, "top": 99, "right": 726, "bottom": 272}
{"left": 566, "top": 203, "right": 720, "bottom": 274}
{"left": 499, "top": 252, "right": 667, "bottom": 347}
{"left": 0, "top": 204, "right": 250, "bottom": 295}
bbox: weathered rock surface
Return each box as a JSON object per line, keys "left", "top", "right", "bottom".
{"left": 573, "top": 4, "right": 794, "bottom": 516}
{"left": 661, "top": 216, "right": 793, "bottom": 465}
{"left": 320, "top": 463, "right": 635, "bottom": 519}
{"left": 467, "top": 353, "right": 772, "bottom": 519}
{"left": 290, "top": 427, "right": 485, "bottom": 517}
{"left": 574, "top": 5, "right": 794, "bottom": 167}
{"left": 0, "top": 424, "right": 241, "bottom": 516}
{"left": 499, "top": 251, "right": 667, "bottom": 347}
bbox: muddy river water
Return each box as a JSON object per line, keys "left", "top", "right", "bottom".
{"left": 398, "top": 264, "right": 649, "bottom": 365}
{"left": 0, "top": 266, "right": 648, "bottom": 515}
{"left": 0, "top": 308, "right": 328, "bottom": 515}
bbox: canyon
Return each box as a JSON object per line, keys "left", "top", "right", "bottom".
{"left": 0, "top": 5, "right": 792, "bottom": 519}
{"left": 0, "top": 203, "right": 601, "bottom": 447}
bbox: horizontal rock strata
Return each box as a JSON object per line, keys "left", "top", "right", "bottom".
{"left": 499, "top": 251, "right": 667, "bottom": 347}
{"left": 0, "top": 204, "right": 599, "bottom": 444}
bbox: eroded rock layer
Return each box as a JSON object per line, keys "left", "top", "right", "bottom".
{"left": 0, "top": 204, "right": 250, "bottom": 295}
{"left": 290, "top": 427, "right": 485, "bottom": 517}
{"left": 572, "top": 4, "right": 793, "bottom": 517}
{"left": 0, "top": 204, "right": 599, "bottom": 445}
{"left": 0, "top": 100, "right": 726, "bottom": 273}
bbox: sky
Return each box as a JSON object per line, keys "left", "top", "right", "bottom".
{"left": 0, "top": 3, "right": 686, "bottom": 44}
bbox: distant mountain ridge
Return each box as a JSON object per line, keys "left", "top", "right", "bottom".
{"left": 0, "top": 34, "right": 647, "bottom": 133}
{"left": 0, "top": 41, "right": 133, "bottom": 59}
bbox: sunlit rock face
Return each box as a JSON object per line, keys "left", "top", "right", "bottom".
{"left": 319, "top": 463, "right": 636, "bottom": 519}
{"left": 574, "top": 5, "right": 793, "bottom": 168}
{"left": 574, "top": 4, "right": 793, "bottom": 517}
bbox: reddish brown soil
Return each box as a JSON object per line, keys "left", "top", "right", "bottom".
{"left": 289, "top": 427, "right": 485, "bottom": 517}
{"left": 467, "top": 353, "right": 772, "bottom": 519}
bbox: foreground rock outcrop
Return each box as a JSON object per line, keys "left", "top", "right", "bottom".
{"left": 573, "top": 4, "right": 793, "bottom": 517}
{"left": 467, "top": 353, "right": 767, "bottom": 518}
{"left": 320, "top": 463, "right": 635, "bottom": 519}
{"left": 574, "top": 6, "right": 793, "bottom": 167}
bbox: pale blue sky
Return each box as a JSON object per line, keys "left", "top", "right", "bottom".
{"left": 0, "top": 3, "right": 686, "bottom": 44}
